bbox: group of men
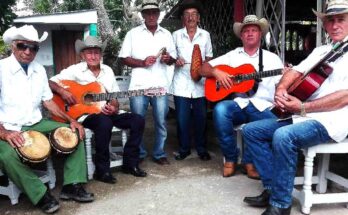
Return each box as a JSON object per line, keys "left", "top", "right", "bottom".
{"left": 1, "top": 0, "right": 348, "bottom": 214}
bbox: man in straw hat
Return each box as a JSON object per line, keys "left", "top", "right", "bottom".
{"left": 50, "top": 36, "right": 147, "bottom": 184}
{"left": 199, "top": 15, "right": 283, "bottom": 179}
{"left": 119, "top": 0, "right": 176, "bottom": 165}
{"left": 170, "top": 0, "right": 213, "bottom": 162}
{"left": 242, "top": 0, "right": 348, "bottom": 214}
{"left": 0, "top": 25, "right": 94, "bottom": 214}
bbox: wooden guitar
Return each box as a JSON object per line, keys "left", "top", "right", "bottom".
{"left": 52, "top": 80, "right": 166, "bottom": 122}
{"left": 205, "top": 64, "right": 282, "bottom": 102}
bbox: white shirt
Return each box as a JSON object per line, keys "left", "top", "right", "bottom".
{"left": 118, "top": 24, "right": 176, "bottom": 91}
{"left": 50, "top": 62, "right": 120, "bottom": 93}
{"left": 170, "top": 27, "right": 213, "bottom": 98}
{"left": 0, "top": 54, "right": 53, "bottom": 131}
{"left": 292, "top": 44, "right": 348, "bottom": 142}
{"left": 209, "top": 47, "right": 283, "bottom": 111}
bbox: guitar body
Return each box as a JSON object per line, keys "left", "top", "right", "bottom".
{"left": 205, "top": 64, "right": 256, "bottom": 102}
{"left": 52, "top": 80, "right": 106, "bottom": 122}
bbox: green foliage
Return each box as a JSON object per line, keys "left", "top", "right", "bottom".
{"left": 59, "top": 0, "right": 91, "bottom": 11}
{"left": 0, "top": 0, "right": 17, "bottom": 35}
{"left": 33, "top": 0, "right": 53, "bottom": 13}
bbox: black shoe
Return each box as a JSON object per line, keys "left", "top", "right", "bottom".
{"left": 122, "top": 166, "right": 147, "bottom": 177}
{"left": 199, "top": 152, "right": 211, "bottom": 161}
{"left": 243, "top": 190, "right": 270, "bottom": 207}
{"left": 174, "top": 152, "right": 191, "bottom": 160}
{"left": 94, "top": 172, "right": 117, "bottom": 184}
{"left": 152, "top": 157, "right": 170, "bottom": 165}
{"left": 60, "top": 183, "right": 94, "bottom": 202}
{"left": 37, "top": 191, "right": 60, "bottom": 214}
{"left": 262, "top": 205, "right": 292, "bottom": 215}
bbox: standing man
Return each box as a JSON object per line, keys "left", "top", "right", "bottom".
{"left": 119, "top": 0, "right": 176, "bottom": 165}
{"left": 0, "top": 25, "right": 94, "bottom": 214}
{"left": 50, "top": 36, "right": 147, "bottom": 185}
{"left": 243, "top": 1, "right": 348, "bottom": 214}
{"left": 171, "top": 0, "right": 213, "bottom": 161}
{"left": 199, "top": 15, "right": 283, "bottom": 179}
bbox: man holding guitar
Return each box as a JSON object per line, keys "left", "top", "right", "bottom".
{"left": 0, "top": 25, "right": 94, "bottom": 214}
{"left": 243, "top": 1, "right": 348, "bottom": 214}
{"left": 199, "top": 15, "right": 283, "bottom": 179}
{"left": 49, "top": 36, "right": 147, "bottom": 184}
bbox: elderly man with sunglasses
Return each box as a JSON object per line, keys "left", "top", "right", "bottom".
{"left": 0, "top": 25, "right": 94, "bottom": 214}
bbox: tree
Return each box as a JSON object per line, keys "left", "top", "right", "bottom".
{"left": 0, "top": 0, "right": 17, "bottom": 35}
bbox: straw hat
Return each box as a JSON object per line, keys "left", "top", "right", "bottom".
{"left": 179, "top": 0, "right": 204, "bottom": 16}
{"left": 233, "top": 15, "right": 269, "bottom": 38}
{"left": 75, "top": 36, "right": 105, "bottom": 54}
{"left": 3, "top": 25, "right": 48, "bottom": 44}
{"left": 141, "top": 0, "right": 160, "bottom": 12}
{"left": 313, "top": 0, "right": 348, "bottom": 20}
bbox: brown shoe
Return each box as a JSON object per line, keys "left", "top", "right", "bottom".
{"left": 223, "top": 162, "right": 236, "bottom": 177}
{"left": 153, "top": 157, "right": 170, "bottom": 165}
{"left": 244, "top": 164, "right": 260, "bottom": 180}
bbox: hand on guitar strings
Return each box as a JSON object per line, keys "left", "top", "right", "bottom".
{"left": 60, "top": 89, "right": 77, "bottom": 105}
{"left": 274, "top": 90, "right": 302, "bottom": 114}
{"left": 101, "top": 100, "right": 119, "bottom": 116}
{"left": 213, "top": 67, "right": 234, "bottom": 89}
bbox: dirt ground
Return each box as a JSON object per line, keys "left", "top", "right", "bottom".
{"left": 1, "top": 108, "right": 348, "bottom": 215}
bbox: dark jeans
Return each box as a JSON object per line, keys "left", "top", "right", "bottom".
{"left": 173, "top": 96, "right": 208, "bottom": 155}
{"left": 83, "top": 112, "right": 145, "bottom": 175}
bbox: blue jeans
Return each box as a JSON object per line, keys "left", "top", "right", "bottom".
{"left": 130, "top": 95, "right": 168, "bottom": 159}
{"left": 242, "top": 118, "right": 331, "bottom": 208}
{"left": 174, "top": 96, "right": 208, "bottom": 155}
{"left": 213, "top": 101, "right": 276, "bottom": 164}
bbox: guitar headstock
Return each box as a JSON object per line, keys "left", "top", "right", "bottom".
{"left": 144, "top": 87, "right": 167, "bottom": 97}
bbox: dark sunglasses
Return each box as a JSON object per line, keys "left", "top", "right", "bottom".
{"left": 16, "top": 43, "right": 40, "bottom": 52}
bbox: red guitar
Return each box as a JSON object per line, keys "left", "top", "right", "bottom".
{"left": 52, "top": 80, "right": 166, "bottom": 122}
{"left": 205, "top": 64, "right": 282, "bottom": 102}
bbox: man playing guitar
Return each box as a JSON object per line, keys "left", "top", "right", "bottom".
{"left": 49, "top": 36, "right": 147, "bottom": 184}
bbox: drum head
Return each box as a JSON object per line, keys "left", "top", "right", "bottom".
{"left": 17, "top": 131, "right": 51, "bottom": 163}
{"left": 50, "top": 127, "right": 79, "bottom": 154}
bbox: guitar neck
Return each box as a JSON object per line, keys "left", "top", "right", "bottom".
{"left": 90, "top": 90, "right": 145, "bottom": 102}
{"left": 236, "top": 69, "right": 282, "bottom": 82}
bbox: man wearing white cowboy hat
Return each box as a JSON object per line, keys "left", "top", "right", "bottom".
{"left": 0, "top": 25, "right": 94, "bottom": 214}
{"left": 243, "top": 0, "right": 348, "bottom": 214}
{"left": 119, "top": 0, "right": 176, "bottom": 165}
{"left": 49, "top": 36, "right": 147, "bottom": 184}
{"left": 200, "top": 15, "right": 283, "bottom": 179}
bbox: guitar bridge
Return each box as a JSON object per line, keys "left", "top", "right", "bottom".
{"left": 216, "top": 81, "right": 220, "bottom": 91}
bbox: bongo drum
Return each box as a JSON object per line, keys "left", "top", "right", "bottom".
{"left": 16, "top": 130, "right": 51, "bottom": 163}
{"left": 50, "top": 127, "right": 79, "bottom": 154}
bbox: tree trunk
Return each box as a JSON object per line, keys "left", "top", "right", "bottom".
{"left": 88, "top": 0, "right": 115, "bottom": 41}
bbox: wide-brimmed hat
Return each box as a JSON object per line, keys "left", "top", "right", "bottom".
{"left": 75, "top": 36, "right": 105, "bottom": 54}
{"left": 313, "top": 0, "right": 348, "bottom": 20}
{"left": 2, "top": 25, "right": 48, "bottom": 44}
{"left": 141, "top": 0, "right": 160, "bottom": 12}
{"left": 179, "top": 0, "right": 204, "bottom": 16}
{"left": 233, "top": 15, "right": 269, "bottom": 38}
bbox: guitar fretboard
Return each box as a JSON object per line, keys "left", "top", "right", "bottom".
{"left": 235, "top": 69, "right": 282, "bottom": 82}
{"left": 89, "top": 90, "right": 145, "bottom": 102}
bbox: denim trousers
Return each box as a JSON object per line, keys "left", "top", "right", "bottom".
{"left": 83, "top": 112, "right": 145, "bottom": 174}
{"left": 242, "top": 118, "right": 331, "bottom": 208}
{"left": 130, "top": 95, "right": 169, "bottom": 159}
{"left": 213, "top": 100, "right": 276, "bottom": 164}
{"left": 173, "top": 95, "right": 208, "bottom": 155}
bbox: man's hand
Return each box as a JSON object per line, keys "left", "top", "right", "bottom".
{"left": 69, "top": 120, "right": 85, "bottom": 140}
{"left": 2, "top": 130, "right": 25, "bottom": 148}
{"left": 143, "top": 56, "right": 157, "bottom": 67}
{"left": 212, "top": 67, "right": 234, "bottom": 89}
{"left": 160, "top": 52, "right": 174, "bottom": 65}
{"left": 274, "top": 91, "right": 301, "bottom": 114}
{"left": 101, "top": 99, "right": 119, "bottom": 116}
{"left": 60, "top": 89, "right": 77, "bottom": 105}
{"left": 175, "top": 57, "right": 185, "bottom": 67}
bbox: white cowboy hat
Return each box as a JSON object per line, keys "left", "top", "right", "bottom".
{"left": 313, "top": 0, "right": 348, "bottom": 20}
{"left": 233, "top": 15, "right": 269, "bottom": 38}
{"left": 141, "top": 0, "right": 160, "bottom": 12}
{"left": 2, "top": 25, "right": 48, "bottom": 44}
{"left": 75, "top": 36, "right": 106, "bottom": 54}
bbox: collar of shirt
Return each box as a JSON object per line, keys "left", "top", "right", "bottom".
{"left": 9, "top": 54, "right": 38, "bottom": 76}
{"left": 181, "top": 27, "right": 203, "bottom": 41}
{"left": 140, "top": 23, "right": 165, "bottom": 34}
{"left": 237, "top": 47, "right": 260, "bottom": 58}
{"left": 80, "top": 61, "right": 107, "bottom": 78}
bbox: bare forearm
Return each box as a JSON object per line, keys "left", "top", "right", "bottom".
{"left": 199, "top": 62, "right": 215, "bottom": 77}
{"left": 43, "top": 100, "right": 76, "bottom": 123}
{"left": 276, "top": 68, "right": 302, "bottom": 91}
{"left": 49, "top": 80, "right": 65, "bottom": 94}
{"left": 305, "top": 90, "right": 348, "bottom": 113}
{"left": 0, "top": 124, "right": 8, "bottom": 140}
{"left": 121, "top": 57, "right": 146, "bottom": 68}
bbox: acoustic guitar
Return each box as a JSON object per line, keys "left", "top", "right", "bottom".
{"left": 52, "top": 80, "right": 166, "bottom": 122}
{"left": 205, "top": 64, "right": 282, "bottom": 102}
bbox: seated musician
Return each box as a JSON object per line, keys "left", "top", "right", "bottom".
{"left": 49, "top": 36, "right": 147, "bottom": 185}
{"left": 0, "top": 25, "right": 94, "bottom": 213}
{"left": 242, "top": 1, "right": 348, "bottom": 215}
{"left": 199, "top": 15, "right": 283, "bottom": 179}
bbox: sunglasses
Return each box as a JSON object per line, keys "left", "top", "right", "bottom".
{"left": 16, "top": 43, "right": 40, "bottom": 52}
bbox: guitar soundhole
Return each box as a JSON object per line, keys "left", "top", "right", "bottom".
{"left": 84, "top": 94, "right": 94, "bottom": 103}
